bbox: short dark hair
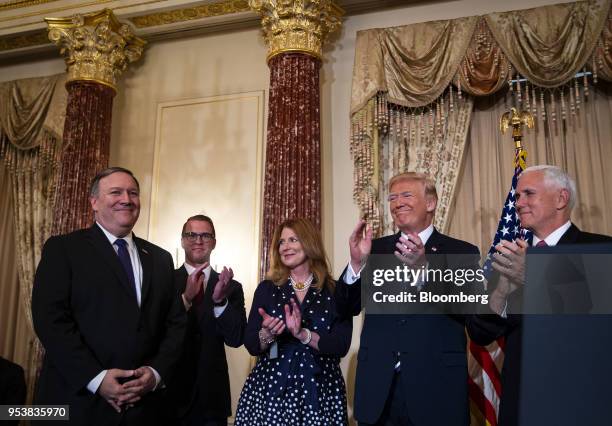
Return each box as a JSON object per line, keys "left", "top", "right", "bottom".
{"left": 181, "top": 214, "right": 216, "bottom": 238}
{"left": 90, "top": 167, "right": 140, "bottom": 197}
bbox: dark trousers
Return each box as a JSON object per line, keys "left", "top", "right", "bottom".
{"left": 182, "top": 410, "right": 227, "bottom": 426}
{"left": 359, "top": 371, "right": 414, "bottom": 426}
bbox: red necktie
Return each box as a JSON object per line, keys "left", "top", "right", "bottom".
{"left": 193, "top": 281, "right": 204, "bottom": 306}
{"left": 535, "top": 240, "right": 549, "bottom": 247}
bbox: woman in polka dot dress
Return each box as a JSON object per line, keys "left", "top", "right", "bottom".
{"left": 234, "top": 218, "right": 352, "bottom": 426}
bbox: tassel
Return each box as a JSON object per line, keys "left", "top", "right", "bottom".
{"left": 560, "top": 87, "right": 566, "bottom": 121}
{"left": 525, "top": 81, "right": 531, "bottom": 113}
{"left": 550, "top": 91, "right": 556, "bottom": 124}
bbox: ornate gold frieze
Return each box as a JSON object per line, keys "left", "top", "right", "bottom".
{"left": 129, "top": 0, "right": 251, "bottom": 28}
{"left": 249, "top": 0, "right": 343, "bottom": 61}
{"left": 45, "top": 9, "right": 145, "bottom": 91}
{"left": 0, "top": 0, "right": 60, "bottom": 12}
{"left": 0, "top": 29, "right": 48, "bottom": 52}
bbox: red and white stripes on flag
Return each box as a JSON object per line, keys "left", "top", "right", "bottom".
{"left": 469, "top": 145, "right": 529, "bottom": 425}
{"left": 468, "top": 338, "right": 505, "bottom": 426}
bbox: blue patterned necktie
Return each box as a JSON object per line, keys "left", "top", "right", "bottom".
{"left": 115, "top": 238, "right": 137, "bottom": 300}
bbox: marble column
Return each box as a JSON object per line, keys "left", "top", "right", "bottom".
{"left": 46, "top": 9, "right": 145, "bottom": 235}
{"left": 250, "top": 0, "right": 343, "bottom": 277}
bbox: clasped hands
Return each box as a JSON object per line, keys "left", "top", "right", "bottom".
{"left": 97, "top": 366, "right": 157, "bottom": 413}
{"left": 258, "top": 299, "right": 308, "bottom": 345}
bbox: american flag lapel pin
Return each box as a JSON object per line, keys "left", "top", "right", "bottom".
{"left": 431, "top": 246, "right": 437, "bottom": 252}
{"left": 141, "top": 248, "right": 149, "bottom": 254}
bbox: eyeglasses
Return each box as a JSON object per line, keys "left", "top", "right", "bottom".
{"left": 182, "top": 232, "right": 215, "bottom": 242}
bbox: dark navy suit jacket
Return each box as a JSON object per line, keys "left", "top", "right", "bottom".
{"left": 466, "top": 223, "right": 612, "bottom": 426}
{"left": 336, "top": 229, "right": 480, "bottom": 425}
{"left": 167, "top": 266, "right": 246, "bottom": 422}
{"left": 32, "top": 224, "right": 187, "bottom": 426}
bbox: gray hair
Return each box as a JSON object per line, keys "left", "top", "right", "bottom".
{"left": 89, "top": 167, "right": 140, "bottom": 197}
{"left": 521, "top": 165, "right": 576, "bottom": 210}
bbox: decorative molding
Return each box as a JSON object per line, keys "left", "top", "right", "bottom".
{"left": 45, "top": 9, "right": 145, "bottom": 90}
{"left": 249, "top": 0, "right": 344, "bottom": 61}
{"left": 129, "top": 0, "right": 251, "bottom": 28}
{"left": 0, "top": 28, "right": 47, "bottom": 51}
{"left": 0, "top": 0, "right": 60, "bottom": 12}
{"left": 0, "top": 0, "right": 399, "bottom": 57}
{"left": 0, "top": 0, "right": 115, "bottom": 24}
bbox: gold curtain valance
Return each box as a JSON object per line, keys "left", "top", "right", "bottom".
{"left": 351, "top": 17, "right": 478, "bottom": 112}
{"left": 351, "top": 0, "right": 612, "bottom": 113}
{"left": 0, "top": 74, "right": 67, "bottom": 151}
{"left": 486, "top": 0, "right": 609, "bottom": 88}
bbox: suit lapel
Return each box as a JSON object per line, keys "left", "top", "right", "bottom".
{"left": 135, "top": 236, "right": 152, "bottom": 305}
{"left": 387, "top": 232, "right": 402, "bottom": 254}
{"left": 425, "top": 228, "right": 446, "bottom": 269}
{"left": 85, "top": 225, "right": 136, "bottom": 300}
{"left": 175, "top": 266, "right": 188, "bottom": 293}
{"left": 558, "top": 223, "right": 580, "bottom": 245}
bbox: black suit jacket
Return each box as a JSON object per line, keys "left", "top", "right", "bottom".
{"left": 466, "top": 224, "right": 612, "bottom": 426}
{"left": 0, "top": 356, "right": 26, "bottom": 426}
{"left": 168, "top": 266, "right": 246, "bottom": 423}
{"left": 336, "top": 229, "right": 480, "bottom": 425}
{"left": 31, "top": 224, "right": 187, "bottom": 426}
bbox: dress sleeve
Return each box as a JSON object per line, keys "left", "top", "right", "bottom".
{"left": 316, "top": 291, "right": 353, "bottom": 357}
{"left": 244, "top": 281, "right": 271, "bottom": 356}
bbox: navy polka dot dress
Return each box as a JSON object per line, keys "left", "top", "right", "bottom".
{"left": 235, "top": 280, "right": 352, "bottom": 426}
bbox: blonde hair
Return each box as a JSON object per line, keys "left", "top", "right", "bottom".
{"left": 266, "top": 218, "right": 334, "bottom": 293}
{"left": 389, "top": 172, "right": 438, "bottom": 201}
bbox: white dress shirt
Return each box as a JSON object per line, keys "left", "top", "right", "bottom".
{"left": 87, "top": 222, "right": 160, "bottom": 394}
{"left": 532, "top": 220, "right": 572, "bottom": 247}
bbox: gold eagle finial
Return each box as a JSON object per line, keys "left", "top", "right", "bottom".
{"left": 500, "top": 107, "right": 534, "bottom": 149}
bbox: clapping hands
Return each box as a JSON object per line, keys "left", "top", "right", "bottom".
{"left": 258, "top": 298, "right": 305, "bottom": 343}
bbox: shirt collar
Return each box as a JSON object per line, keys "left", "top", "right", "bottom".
{"left": 532, "top": 220, "right": 571, "bottom": 247}
{"left": 184, "top": 262, "right": 212, "bottom": 281}
{"left": 96, "top": 222, "right": 135, "bottom": 249}
{"left": 401, "top": 223, "right": 435, "bottom": 246}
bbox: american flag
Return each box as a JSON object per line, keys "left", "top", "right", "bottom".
{"left": 468, "top": 146, "right": 530, "bottom": 426}
{"left": 482, "top": 147, "right": 531, "bottom": 277}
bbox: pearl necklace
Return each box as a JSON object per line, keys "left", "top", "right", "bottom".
{"left": 289, "top": 273, "right": 314, "bottom": 292}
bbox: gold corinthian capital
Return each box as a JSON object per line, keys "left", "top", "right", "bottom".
{"left": 249, "top": 0, "right": 343, "bottom": 61}
{"left": 45, "top": 9, "right": 145, "bottom": 92}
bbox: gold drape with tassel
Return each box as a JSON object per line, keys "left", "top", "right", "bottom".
{"left": 0, "top": 74, "right": 66, "bottom": 403}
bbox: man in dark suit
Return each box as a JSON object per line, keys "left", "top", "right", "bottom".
{"left": 339, "top": 172, "right": 481, "bottom": 426}
{"left": 31, "top": 167, "right": 187, "bottom": 426}
{"left": 168, "top": 215, "right": 246, "bottom": 426}
{"left": 466, "top": 165, "right": 612, "bottom": 426}
{"left": 0, "top": 356, "right": 26, "bottom": 426}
